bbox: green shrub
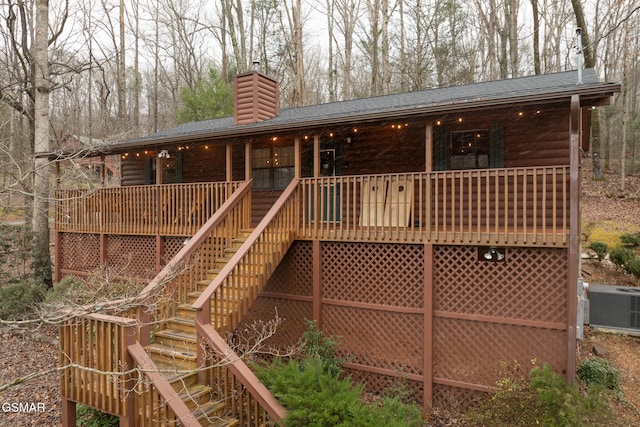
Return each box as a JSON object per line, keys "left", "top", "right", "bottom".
{"left": 299, "top": 319, "right": 344, "bottom": 377}
{"left": 0, "top": 281, "right": 46, "bottom": 320}
{"left": 624, "top": 258, "right": 640, "bottom": 278}
{"left": 469, "top": 363, "right": 618, "bottom": 427}
{"left": 76, "top": 405, "right": 119, "bottom": 427}
{"left": 256, "top": 357, "right": 364, "bottom": 427}
{"left": 620, "top": 232, "right": 640, "bottom": 248}
{"left": 609, "top": 246, "right": 636, "bottom": 269}
{"left": 256, "top": 357, "right": 424, "bottom": 427}
{"left": 577, "top": 358, "right": 621, "bottom": 391}
{"left": 588, "top": 241, "right": 609, "bottom": 262}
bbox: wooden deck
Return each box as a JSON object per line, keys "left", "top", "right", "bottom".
{"left": 297, "top": 226, "right": 568, "bottom": 247}
{"left": 54, "top": 167, "right": 572, "bottom": 248}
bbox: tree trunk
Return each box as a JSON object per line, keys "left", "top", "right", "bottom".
{"left": 570, "top": 0, "right": 603, "bottom": 179}
{"left": 118, "top": 0, "right": 126, "bottom": 127}
{"left": 33, "top": 0, "right": 52, "bottom": 287}
{"left": 531, "top": 0, "right": 540, "bottom": 74}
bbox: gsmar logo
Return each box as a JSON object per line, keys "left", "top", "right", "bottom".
{"left": 1, "top": 402, "right": 46, "bottom": 413}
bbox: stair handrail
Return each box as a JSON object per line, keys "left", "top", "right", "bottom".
{"left": 192, "top": 178, "right": 300, "bottom": 310}
{"left": 195, "top": 320, "right": 287, "bottom": 423}
{"left": 192, "top": 179, "right": 301, "bottom": 424}
{"left": 136, "top": 180, "right": 253, "bottom": 303}
{"left": 127, "top": 340, "right": 202, "bottom": 427}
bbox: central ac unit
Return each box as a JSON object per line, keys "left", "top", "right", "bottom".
{"left": 587, "top": 284, "right": 640, "bottom": 334}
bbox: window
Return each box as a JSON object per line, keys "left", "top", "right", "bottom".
{"left": 252, "top": 146, "right": 295, "bottom": 189}
{"left": 450, "top": 130, "right": 490, "bottom": 169}
{"left": 433, "top": 124, "right": 503, "bottom": 171}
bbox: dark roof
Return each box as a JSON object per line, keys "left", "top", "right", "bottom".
{"left": 57, "top": 68, "right": 620, "bottom": 156}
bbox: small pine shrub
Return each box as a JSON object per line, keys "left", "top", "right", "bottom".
{"left": 299, "top": 319, "right": 344, "bottom": 377}
{"left": 624, "top": 258, "right": 640, "bottom": 278}
{"left": 609, "top": 246, "right": 636, "bottom": 269}
{"left": 577, "top": 358, "right": 621, "bottom": 391}
{"left": 256, "top": 357, "right": 424, "bottom": 427}
{"left": 588, "top": 241, "right": 609, "bottom": 262}
{"left": 469, "top": 363, "right": 618, "bottom": 427}
{"left": 0, "top": 281, "right": 46, "bottom": 320}
{"left": 620, "top": 232, "right": 640, "bottom": 248}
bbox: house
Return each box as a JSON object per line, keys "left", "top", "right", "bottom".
{"left": 58, "top": 133, "right": 121, "bottom": 184}
{"left": 53, "top": 69, "right": 620, "bottom": 426}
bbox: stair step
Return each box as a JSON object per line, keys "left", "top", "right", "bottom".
{"left": 194, "top": 400, "right": 239, "bottom": 427}
{"left": 146, "top": 343, "right": 197, "bottom": 369}
{"left": 165, "top": 316, "right": 195, "bottom": 333}
{"left": 154, "top": 328, "right": 197, "bottom": 352}
{"left": 177, "top": 383, "right": 215, "bottom": 410}
{"left": 187, "top": 291, "right": 248, "bottom": 303}
{"left": 152, "top": 360, "right": 200, "bottom": 391}
{"left": 196, "top": 277, "right": 254, "bottom": 289}
{"left": 177, "top": 303, "right": 237, "bottom": 320}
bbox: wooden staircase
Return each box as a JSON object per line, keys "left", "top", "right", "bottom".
{"left": 141, "top": 228, "right": 276, "bottom": 426}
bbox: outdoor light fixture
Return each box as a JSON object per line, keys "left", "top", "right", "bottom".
{"left": 479, "top": 246, "right": 506, "bottom": 262}
{"left": 158, "top": 150, "right": 170, "bottom": 158}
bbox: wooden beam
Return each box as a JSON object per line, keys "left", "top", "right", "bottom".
{"left": 226, "top": 143, "right": 233, "bottom": 182}
{"left": 61, "top": 398, "right": 76, "bottom": 427}
{"left": 313, "top": 135, "right": 320, "bottom": 177}
{"left": 156, "top": 235, "right": 164, "bottom": 273}
{"left": 294, "top": 137, "right": 301, "bottom": 179}
{"left": 567, "top": 94, "right": 580, "bottom": 383}
{"left": 120, "top": 326, "right": 137, "bottom": 427}
{"left": 245, "top": 141, "right": 252, "bottom": 181}
{"left": 53, "top": 230, "right": 62, "bottom": 283}
{"left": 425, "top": 122, "right": 433, "bottom": 172}
{"left": 100, "top": 234, "right": 108, "bottom": 267}
{"left": 155, "top": 156, "right": 162, "bottom": 185}
{"left": 424, "top": 243, "right": 433, "bottom": 409}
{"left": 313, "top": 240, "right": 322, "bottom": 327}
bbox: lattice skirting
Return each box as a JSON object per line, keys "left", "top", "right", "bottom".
{"left": 240, "top": 241, "right": 571, "bottom": 409}
{"left": 56, "top": 233, "right": 185, "bottom": 280}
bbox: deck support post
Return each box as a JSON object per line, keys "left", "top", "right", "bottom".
{"left": 226, "top": 143, "right": 233, "bottom": 182}
{"left": 196, "top": 300, "right": 211, "bottom": 385}
{"left": 294, "top": 137, "right": 301, "bottom": 179}
{"left": 61, "top": 398, "right": 76, "bottom": 427}
{"left": 54, "top": 230, "right": 62, "bottom": 283}
{"left": 567, "top": 94, "right": 581, "bottom": 383}
{"left": 245, "top": 141, "right": 252, "bottom": 181}
{"left": 313, "top": 240, "right": 322, "bottom": 327}
{"left": 425, "top": 122, "right": 433, "bottom": 172}
{"left": 120, "top": 326, "right": 137, "bottom": 427}
{"left": 155, "top": 235, "right": 164, "bottom": 273}
{"left": 424, "top": 243, "right": 434, "bottom": 409}
{"left": 99, "top": 233, "right": 108, "bottom": 266}
{"left": 313, "top": 135, "right": 320, "bottom": 177}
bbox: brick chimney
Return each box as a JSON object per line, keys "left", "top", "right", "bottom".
{"left": 233, "top": 69, "right": 279, "bottom": 125}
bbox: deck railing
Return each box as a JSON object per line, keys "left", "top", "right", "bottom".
{"left": 297, "top": 166, "right": 570, "bottom": 246}
{"left": 60, "top": 313, "right": 136, "bottom": 418}
{"left": 193, "top": 178, "right": 299, "bottom": 333}
{"left": 55, "top": 181, "right": 244, "bottom": 236}
{"left": 60, "top": 181, "right": 285, "bottom": 425}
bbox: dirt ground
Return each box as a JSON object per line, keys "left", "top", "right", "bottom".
{"left": 578, "top": 163, "right": 640, "bottom": 425}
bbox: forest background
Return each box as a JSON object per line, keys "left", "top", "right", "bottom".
{"left": 0, "top": 0, "right": 639, "bottom": 285}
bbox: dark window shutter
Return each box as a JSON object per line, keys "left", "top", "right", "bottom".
{"left": 144, "top": 157, "right": 152, "bottom": 185}
{"left": 433, "top": 126, "right": 448, "bottom": 171}
{"left": 490, "top": 123, "right": 505, "bottom": 168}
{"left": 176, "top": 152, "right": 183, "bottom": 182}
